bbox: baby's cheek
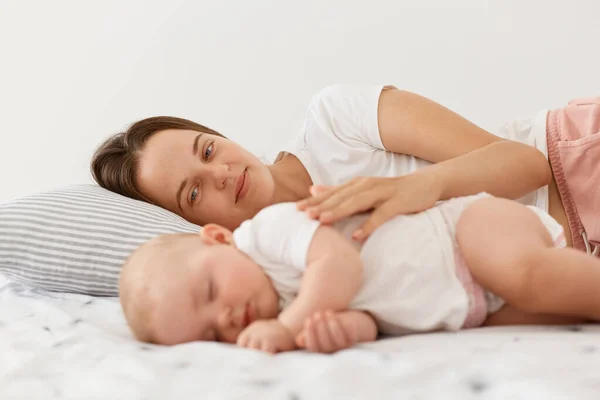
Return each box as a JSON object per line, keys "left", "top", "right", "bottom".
{"left": 223, "top": 273, "right": 255, "bottom": 301}
{"left": 223, "top": 264, "right": 258, "bottom": 292}
{"left": 221, "top": 328, "right": 242, "bottom": 344}
{"left": 156, "top": 314, "right": 199, "bottom": 345}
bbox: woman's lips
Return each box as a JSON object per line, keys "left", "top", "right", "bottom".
{"left": 235, "top": 168, "right": 249, "bottom": 203}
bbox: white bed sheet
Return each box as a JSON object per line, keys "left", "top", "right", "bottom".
{"left": 1, "top": 274, "right": 600, "bottom": 400}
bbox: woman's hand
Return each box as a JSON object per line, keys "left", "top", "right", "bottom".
{"left": 297, "top": 170, "right": 442, "bottom": 241}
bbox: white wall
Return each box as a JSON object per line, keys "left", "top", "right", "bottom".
{"left": 1, "top": 0, "right": 599, "bottom": 203}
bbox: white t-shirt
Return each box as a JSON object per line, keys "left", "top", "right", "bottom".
{"left": 281, "top": 84, "right": 549, "bottom": 212}
{"left": 232, "top": 202, "right": 470, "bottom": 335}
{"left": 232, "top": 85, "right": 552, "bottom": 334}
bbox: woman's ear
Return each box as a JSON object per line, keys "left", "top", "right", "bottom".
{"left": 199, "top": 224, "right": 233, "bottom": 245}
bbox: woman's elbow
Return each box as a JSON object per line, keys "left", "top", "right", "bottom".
{"left": 531, "top": 147, "right": 552, "bottom": 187}
{"left": 507, "top": 140, "right": 552, "bottom": 188}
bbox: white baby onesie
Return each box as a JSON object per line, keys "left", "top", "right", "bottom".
{"left": 232, "top": 195, "right": 565, "bottom": 335}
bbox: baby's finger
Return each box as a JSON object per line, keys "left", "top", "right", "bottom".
{"left": 303, "top": 318, "right": 320, "bottom": 353}
{"left": 237, "top": 334, "right": 249, "bottom": 348}
{"left": 314, "top": 313, "right": 335, "bottom": 353}
{"left": 249, "top": 338, "right": 262, "bottom": 351}
{"left": 261, "top": 342, "right": 276, "bottom": 354}
{"left": 325, "top": 312, "right": 350, "bottom": 349}
{"left": 295, "top": 332, "right": 306, "bottom": 348}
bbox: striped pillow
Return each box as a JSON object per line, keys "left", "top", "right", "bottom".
{"left": 0, "top": 184, "right": 202, "bottom": 296}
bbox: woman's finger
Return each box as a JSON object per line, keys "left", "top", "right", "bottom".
{"left": 317, "top": 190, "right": 387, "bottom": 224}
{"left": 297, "top": 178, "right": 369, "bottom": 211}
{"left": 306, "top": 189, "right": 361, "bottom": 220}
{"left": 354, "top": 199, "right": 401, "bottom": 241}
{"left": 310, "top": 179, "right": 395, "bottom": 221}
{"left": 303, "top": 187, "right": 356, "bottom": 216}
{"left": 310, "top": 185, "right": 333, "bottom": 196}
{"left": 305, "top": 179, "right": 378, "bottom": 219}
{"left": 297, "top": 185, "right": 343, "bottom": 210}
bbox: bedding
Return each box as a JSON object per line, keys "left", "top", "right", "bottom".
{"left": 1, "top": 274, "right": 599, "bottom": 399}
{"left": 0, "top": 185, "right": 201, "bottom": 296}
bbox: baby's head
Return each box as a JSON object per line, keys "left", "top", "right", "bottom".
{"left": 119, "top": 224, "right": 279, "bottom": 345}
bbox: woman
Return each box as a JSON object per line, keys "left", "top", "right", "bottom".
{"left": 91, "top": 85, "right": 598, "bottom": 324}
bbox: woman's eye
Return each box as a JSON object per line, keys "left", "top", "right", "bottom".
{"left": 190, "top": 187, "right": 198, "bottom": 203}
{"left": 204, "top": 143, "right": 213, "bottom": 160}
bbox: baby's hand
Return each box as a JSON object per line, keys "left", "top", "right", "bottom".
{"left": 237, "top": 319, "right": 296, "bottom": 354}
{"left": 296, "top": 310, "right": 360, "bottom": 353}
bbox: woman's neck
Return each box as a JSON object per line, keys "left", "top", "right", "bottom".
{"left": 268, "top": 152, "right": 313, "bottom": 204}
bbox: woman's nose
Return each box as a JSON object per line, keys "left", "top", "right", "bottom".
{"left": 206, "top": 165, "right": 232, "bottom": 189}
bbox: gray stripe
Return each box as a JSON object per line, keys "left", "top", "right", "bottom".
{"left": 0, "top": 265, "right": 118, "bottom": 288}
{"left": 0, "top": 184, "right": 201, "bottom": 296}
{"left": 2, "top": 201, "right": 198, "bottom": 233}
{"left": 0, "top": 214, "right": 178, "bottom": 237}
{"left": 0, "top": 248, "right": 123, "bottom": 271}
{"left": 0, "top": 207, "right": 198, "bottom": 234}
{"left": 0, "top": 268, "right": 117, "bottom": 295}
{"left": 0, "top": 259, "right": 119, "bottom": 284}
{"left": 0, "top": 237, "right": 136, "bottom": 259}
{"left": 30, "top": 190, "right": 189, "bottom": 223}
{"left": 60, "top": 185, "right": 176, "bottom": 218}
{"left": 0, "top": 218, "right": 180, "bottom": 242}
{"left": 19, "top": 193, "right": 178, "bottom": 223}
{"left": 51, "top": 188, "right": 177, "bottom": 219}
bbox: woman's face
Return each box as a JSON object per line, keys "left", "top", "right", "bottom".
{"left": 137, "top": 129, "right": 275, "bottom": 230}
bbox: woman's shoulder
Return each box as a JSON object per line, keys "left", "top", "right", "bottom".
{"left": 300, "top": 84, "right": 388, "bottom": 149}
{"left": 279, "top": 84, "right": 393, "bottom": 183}
{"left": 306, "top": 84, "right": 387, "bottom": 114}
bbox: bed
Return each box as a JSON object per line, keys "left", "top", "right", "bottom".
{"left": 1, "top": 274, "right": 599, "bottom": 399}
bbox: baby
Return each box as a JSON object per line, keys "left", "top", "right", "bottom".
{"left": 120, "top": 193, "right": 600, "bottom": 353}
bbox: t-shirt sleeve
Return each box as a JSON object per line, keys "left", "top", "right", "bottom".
{"left": 305, "top": 84, "right": 391, "bottom": 150}
{"left": 233, "top": 203, "right": 321, "bottom": 271}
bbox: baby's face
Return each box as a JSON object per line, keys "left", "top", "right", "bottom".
{"left": 151, "top": 236, "right": 280, "bottom": 345}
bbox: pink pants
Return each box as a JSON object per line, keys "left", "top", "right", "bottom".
{"left": 547, "top": 98, "right": 600, "bottom": 256}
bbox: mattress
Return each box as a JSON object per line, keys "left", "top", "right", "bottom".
{"left": 1, "top": 274, "right": 599, "bottom": 399}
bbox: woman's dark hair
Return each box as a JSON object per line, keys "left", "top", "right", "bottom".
{"left": 91, "top": 116, "right": 224, "bottom": 202}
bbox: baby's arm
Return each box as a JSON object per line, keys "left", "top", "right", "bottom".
{"left": 297, "top": 310, "right": 378, "bottom": 353}
{"left": 278, "top": 225, "right": 364, "bottom": 337}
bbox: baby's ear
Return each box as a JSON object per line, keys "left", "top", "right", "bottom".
{"left": 199, "top": 224, "right": 233, "bottom": 245}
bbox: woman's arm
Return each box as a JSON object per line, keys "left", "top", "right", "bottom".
{"left": 298, "top": 87, "right": 552, "bottom": 240}
{"left": 378, "top": 87, "right": 551, "bottom": 200}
